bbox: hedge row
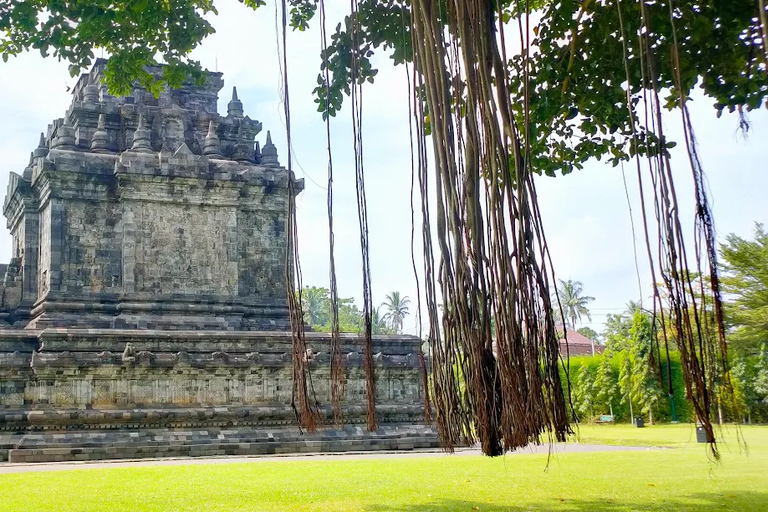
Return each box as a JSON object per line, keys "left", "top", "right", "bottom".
{"left": 559, "top": 351, "right": 693, "bottom": 423}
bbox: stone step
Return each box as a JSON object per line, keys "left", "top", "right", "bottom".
{"left": 4, "top": 426, "right": 438, "bottom": 463}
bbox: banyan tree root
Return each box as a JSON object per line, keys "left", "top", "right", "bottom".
{"left": 409, "top": 0, "right": 570, "bottom": 455}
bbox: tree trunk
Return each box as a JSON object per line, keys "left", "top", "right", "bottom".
{"left": 628, "top": 396, "right": 633, "bottom": 424}
{"left": 717, "top": 398, "right": 723, "bottom": 425}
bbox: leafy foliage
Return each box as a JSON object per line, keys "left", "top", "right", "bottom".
{"left": 2, "top": 0, "right": 764, "bottom": 168}
{"left": 309, "top": 0, "right": 768, "bottom": 172}
{"left": 577, "top": 326, "right": 600, "bottom": 343}
{"left": 595, "top": 354, "right": 619, "bottom": 415}
{"left": 724, "top": 344, "right": 768, "bottom": 422}
{"left": 508, "top": 0, "right": 768, "bottom": 176}
{"left": 604, "top": 312, "right": 634, "bottom": 352}
{"left": 618, "top": 355, "right": 636, "bottom": 418}
{"left": 0, "top": 0, "right": 221, "bottom": 96}
{"left": 300, "top": 286, "right": 393, "bottom": 334}
{"left": 720, "top": 223, "right": 768, "bottom": 356}
{"left": 567, "top": 350, "right": 689, "bottom": 423}
{"left": 573, "top": 365, "right": 596, "bottom": 421}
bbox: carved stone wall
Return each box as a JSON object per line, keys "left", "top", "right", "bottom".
{"left": 0, "top": 330, "right": 436, "bottom": 462}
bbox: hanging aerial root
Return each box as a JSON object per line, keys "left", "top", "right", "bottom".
{"left": 409, "top": 0, "right": 570, "bottom": 456}
{"left": 319, "top": 0, "right": 345, "bottom": 427}
{"left": 348, "top": 0, "right": 377, "bottom": 432}
{"left": 281, "top": 0, "right": 316, "bottom": 434}
{"left": 610, "top": 0, "right": 735, "bottom": 458}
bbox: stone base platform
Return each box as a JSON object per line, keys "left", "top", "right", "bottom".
{"left": 0, "top": 329, "right": 435, "bottom": 463}
{"left": 1, "top": 424, "right": 438, "bottom": 463}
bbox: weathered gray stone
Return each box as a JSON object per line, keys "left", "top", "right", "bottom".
{"left": 0, "top": 60, "right": 436, "bottom": 462}
{"left": 2, "top": 59, "right": 294, "bottom": 330}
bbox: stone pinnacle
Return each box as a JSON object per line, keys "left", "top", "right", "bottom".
{"left": 202, "top": 120, "right": 222, "bottom": 157}
{"left": 227, "top": 86, "right": 244, "bottom": 118}
{"left": 82, "top": 83, "right": 99, "bottom": 104}
{"left": 33, "top": 132, "right": 48, "bottom": 158}
{"left": 51, "top": 118, "right": 77, "bottom": 151}
{"left": 260, "top": 130, "right": 279, "bottom": 166}
{"left": 90, "top": 114, "right": 110, "bottom": 153}
{"left": 130, "top": 113, "right": 152, "bottom": 153}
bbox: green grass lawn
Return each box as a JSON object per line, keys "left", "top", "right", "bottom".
{"left": 1, "top": 424, "right": 766, "bottom": 511}
{"left": 570, "top": 422, "right": 711, "bottom": 448}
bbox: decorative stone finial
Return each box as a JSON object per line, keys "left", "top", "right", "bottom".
{"left": 260, "top": 130, "right": 279, "bottom": 166}
{"left": 82, "top": 83, "right": 99, "bottom": 104}
{"left": 33, "top": 132, "right": 49, "bottom": 159}
{"left": 90, "top": 114, "right": 110, "bottom": 153}
{"left": 129, "top": 114, "right": 152, "bottom": 153}
{"left": 202, "top": 120, "right": 222, "bottom": 157}
{"left": 51, "top": 118, "right": 77, "bottom": 151}
{"left": 23, "top": 153, "right": 34, "bottom": 180}
{"left": 227, "top": 86, "right": 244, "bottom": 118}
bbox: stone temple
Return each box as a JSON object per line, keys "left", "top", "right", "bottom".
{"left": 0, "top": 60, "right": 435, "bottom": 463}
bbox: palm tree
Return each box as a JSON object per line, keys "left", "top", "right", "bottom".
{"left": 624, "top": 300, "right": 642, "bottom": 316}
{"left": 556, "top": 279, "right": 596, "bottom": 354}
{"left": 382, "top": 291, "right": 410, "bottom": 334}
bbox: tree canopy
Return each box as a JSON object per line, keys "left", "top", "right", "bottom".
{"left": 3, "top": 1, "right": 765, "bottom": 168}
{"left": 720, "top": 223, "right": 768, "bottom": 356}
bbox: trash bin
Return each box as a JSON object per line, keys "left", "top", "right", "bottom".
{"left": 634, "top": 417, "right": 644, "bottom": 428}
{"left": 696, "top": 425, "right": 713, "bottom": 443}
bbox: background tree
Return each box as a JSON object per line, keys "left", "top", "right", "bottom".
{"left": 301, "top": 286, "right": 330, "bottom": 327}
{"left": 754, "top": 345, "right": 768, "bottom": 409}
{"left": 725, "top": 359, "right": 751, "bottom": 424}
{"left": 300, "top": 286, "right": 394, "bottom": 334}
{"left": 619, "top": 356, "right": 636, "bottom": 422}
{"left": 577, "top": 326, "right": 601, "bottom": 344}
{"left": 624, "top": 301, "right": 642, "bottom": 316}
{"left": 370, "top": 306, "right": 391, "bottom": 335}
{"left": 720, "top": 224, "right": 768, "bottom": 356}
{"left": 573, "top": 365, "right": 596, "bottom": 423}
{"left": 382, "top": 292, "right": 410, "bottom": 334}
{"left": 633, "top": 353, "right": 663, "bottom": 425}
{"left": 603, "top": 313, "right": 633, "bottom": 353}
{"left": 595, "top": 355, "right": 619, "bottom": 418}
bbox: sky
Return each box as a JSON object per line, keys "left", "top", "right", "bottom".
{"left": 0, "top": 2, "right": 766, "bottom": 337}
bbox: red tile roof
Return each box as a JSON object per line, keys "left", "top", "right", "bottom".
{"left": 558, "top": 327, "right": 603, "bottom": 357}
